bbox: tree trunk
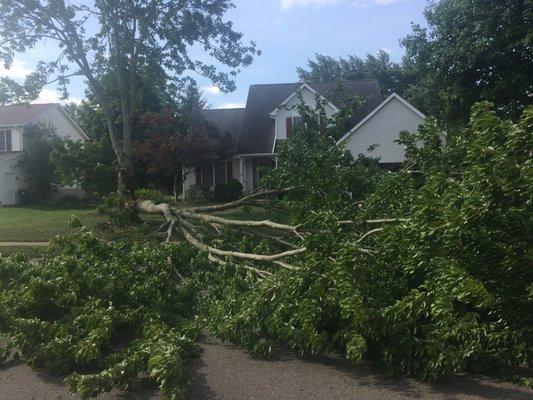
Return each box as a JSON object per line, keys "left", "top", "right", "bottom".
{"left": 117, "top": 163, "right": 136, "bottom": 208}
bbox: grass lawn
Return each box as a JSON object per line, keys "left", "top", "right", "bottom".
{"left": 0, "top": 204, "right": 107, "bottom": 242}
{"left": 0, "top": 202, "right": 288, "bottom": 258}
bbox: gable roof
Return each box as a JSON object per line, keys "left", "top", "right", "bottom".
{"left": 336, "top": 93, "right": 426, "bottom": 145}
{"left": 269, "top": 83, "right": 340, "bottom": 116}
{"left": 201, "top": 108, "right": 245, "bottom": 142}
{"left": 0, "top": 103, "right": 89, "bottom": 141}
{"left": 237, "top": 80, "right": 383, "bottom": 154}
{"left": 0, "top": 103, "right": 57, "bottom": 126}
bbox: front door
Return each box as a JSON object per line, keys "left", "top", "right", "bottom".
{"left": 2, "top": 172, "right": 15, "bottom": 205}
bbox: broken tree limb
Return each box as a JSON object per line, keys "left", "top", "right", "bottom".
{"left": 138, "top": 200, "right": 175, "bottom": 223}
{"left": 138, "top": 195, "right": 304, "bottom": 272}
{"left": 184, "top": 187, "right": 295, "bottom": 213}
{"left": 236, "top": 227, "right": 300, "bottom": 249}
{"left": 207, "top": 254, "right": 273, "bottom": 278}
{"left": 357, "top": 228, "right": 384, "bottom": 243}
{"left": 177, "top": 209, "right": 301, "bottom": 235}
{"left": 365, "top": 218, "right": 410, "bottom": 224}
{"left": 180, "top": 225, "right": 304, "bottom": 268}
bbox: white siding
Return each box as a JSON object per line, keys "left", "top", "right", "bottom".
{"left": 274, "top": 87, "right": 336, "bottom": 142}
{"left": 31, "top": 106, "right": 86, "bottom": 142}
{"left": 341, "top": 96, "right": 424, "bottom": 163}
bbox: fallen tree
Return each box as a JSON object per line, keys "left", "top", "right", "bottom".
{"left": 1, "top": 102, "right": 531, "bottom": 399}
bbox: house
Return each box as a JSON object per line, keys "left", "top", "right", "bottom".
{"left": 0, "top": 103, "right": 88, "bottom": 205}
{"left": 183, "top": 80, "right": 425, "bottom": 195}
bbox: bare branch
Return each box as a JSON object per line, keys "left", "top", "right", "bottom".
{"left": 177, "top": 209, "right": 301, "bottom": 235}
{"left": 207, "top": 254, "right": 273, "bottom": 278}
{"left": 180, "top": 225, "right": 303, "bottom": 269}
{"left": 366, "top": 218, "right": 410, "bottom": 224}
{"left": 357, "top": 228, "right": 383, "bottom": 243}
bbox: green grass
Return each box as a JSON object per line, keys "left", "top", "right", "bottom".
{"left": 0, "top": 204, "right": 107, "bottom": 242}
{"left": 0, "top": 202, "right": 287, "bottom": 245}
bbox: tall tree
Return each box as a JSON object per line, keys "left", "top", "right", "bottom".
{"left": 297, "top": 50, "right": 407, "bottom": 95}
{"left": 0, "top": 0, "right": 258, "bottom": 207}
{"left": 401, "top": 0, "right": 533, "bottom": 124}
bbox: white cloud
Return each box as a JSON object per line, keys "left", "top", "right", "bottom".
{"left": 34, "top": 88, "right": 82, "bottom": 105}
{"left": 0, "top": 59, "right": 33, "bottom": 79}
{"left": 202, "top": 85, "right": 221, "bottom": 95}
{"left": 219, "top": 102, "right": 245, "bottom": 109}
{"left": 275, "top": 18, "right": 285, "bottom": 24}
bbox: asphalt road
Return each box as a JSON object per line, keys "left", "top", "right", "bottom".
{"left": 1, "top": 336, "right": 531, "bottom": 400}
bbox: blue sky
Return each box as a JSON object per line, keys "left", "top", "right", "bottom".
{"left": 0, "top": 0, "right": 427, "bottom": 108}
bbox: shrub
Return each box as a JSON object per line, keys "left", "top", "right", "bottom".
{"left": 212, "top": 179, "right": 243, "bottom": 202}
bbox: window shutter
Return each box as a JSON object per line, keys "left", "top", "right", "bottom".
{"left": 286, "top": 117, "right": 293, "bottom": 138}
{"left": 6, "top": 130, "right": 12, "bottom": 151}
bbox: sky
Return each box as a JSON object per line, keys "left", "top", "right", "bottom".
{"left": 0, "top": 0, "right": 428, "bottom": 109}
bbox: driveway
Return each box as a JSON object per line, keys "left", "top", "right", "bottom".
{"left": 0, "top": 337, "right": 531, "bottom": 400}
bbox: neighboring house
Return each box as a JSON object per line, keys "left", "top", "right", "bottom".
{"left": 183, "top": 80, "right": 426, "bottom": 195}
{"left": 0, "top": 103, "right": 88, "bottom": 205}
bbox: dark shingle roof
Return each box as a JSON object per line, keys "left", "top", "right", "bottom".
{"left": 201, "top": 108, "right": 245, "bottom": 142}
{"left": 0, "top": 103, "right": 57, "bottom": 126}
{"left": 236, "top": 80, "right": 383, "bottom": 154}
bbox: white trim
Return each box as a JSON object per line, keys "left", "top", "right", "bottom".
{"left": 336, "top": 93, "right": 426, "bottom": 145}
{"left": 236, "top": 153, "right": 277, "bottom": 158}
{"left": 56, "top": 105, "right": 90, "bottom": 141}
{"left": 269, "top": 83, "right": 339, "bottom": 117}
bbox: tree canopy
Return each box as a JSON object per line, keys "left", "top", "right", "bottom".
{"left": 0, "top": 0, "right": 259, "bottom": 203}
{"left": 298, "top": 0, "right": 532, "bottom": 126}
{"left": 401, "top": 0, "right": 533, "bottom": 124}
{"left": 297, "top": 50, "right": 407, "bottom": 95}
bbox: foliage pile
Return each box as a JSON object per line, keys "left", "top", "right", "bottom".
{"left": 1, "top": 102, "right": 531, "bottom": 399}
{"left": 0, "top": 232, "right": 208, "bottom": 399}
{"left": 202, "top": 102, "right": 533, "bottom": 381}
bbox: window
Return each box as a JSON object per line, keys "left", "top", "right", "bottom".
{"left": 285, "top": 116, "right": 303, "bottom": 138}
{"left": 0, "top": 130, "right": 12, "bottom": 151}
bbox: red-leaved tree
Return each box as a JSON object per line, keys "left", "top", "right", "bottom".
{"left": 134, "top": 109, "right": 234, "bottom": 199}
